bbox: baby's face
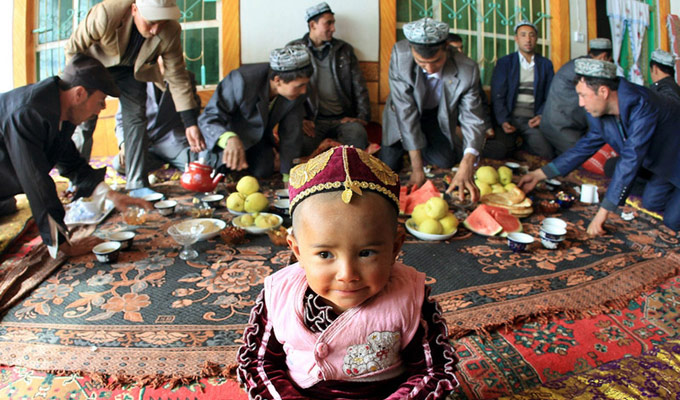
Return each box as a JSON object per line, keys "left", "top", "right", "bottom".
{"left": 288, "top": 192, "right": 403, "bottom": 313}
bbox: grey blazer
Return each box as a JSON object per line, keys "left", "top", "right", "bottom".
{"left": 198, "top": 63, "right": 305, "bottom": 174}
{"left": 382, "top": 40, "right": 486, "bottom": 153}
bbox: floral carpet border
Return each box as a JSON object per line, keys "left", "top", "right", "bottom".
{"left": 437, "top": 251, "right": 680, "bottom": 338}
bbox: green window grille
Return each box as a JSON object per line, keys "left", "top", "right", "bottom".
{"left": 34, "top": 0, "right": 220, "bottom": 87}
{"left": 396, "top": 0, "right": 551, "bottom": 86}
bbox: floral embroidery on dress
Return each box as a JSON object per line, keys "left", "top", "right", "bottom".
{"left": 342, "top": 331, "right": 401, "bottom": 376}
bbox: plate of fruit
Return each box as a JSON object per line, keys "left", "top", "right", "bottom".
{"left": 232, "top": 212, "right": 283, "bottom": 234}
{"left": 404, "top": 197, "right": 458, "bottom": 241}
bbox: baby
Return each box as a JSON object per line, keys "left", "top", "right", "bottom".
{"left": 237, "top": 146, "right": 457, "bottom": 399}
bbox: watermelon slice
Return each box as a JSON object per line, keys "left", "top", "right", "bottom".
{"left": 464, "top": 204, "right": 522, "bottom": 236}
{"left": 463, "top": 206, "right": 503, "bottom": 236}
{"left": 400, "top": 180, "right": 441, "bottom": 214}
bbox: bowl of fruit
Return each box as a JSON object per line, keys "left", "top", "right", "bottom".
{"left": 232, "top": 212, "right": 283, "bottom": 234}
{"left": 404, "top": 197, "right": 458, "bottom": 241}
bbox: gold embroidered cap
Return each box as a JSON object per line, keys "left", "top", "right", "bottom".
{"left": 288, "top": 146, "right": 400, "bottom": 214}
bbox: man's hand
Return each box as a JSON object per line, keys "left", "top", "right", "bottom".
{"left": 107, "top": 190, "right": 153, "bottom": 212}
{"left": 185, "top": 125, "right": 206, "bottom": 153}
{"left": 303, "top": 119, "right": 316, "bottom": 137}
{"left": 485, "top": 128, "right": 495, "bottom": 139}
{"left": 340, "top": 117, "right": 367, "bottom": 126}
{"left": 222, "top": 136, "right": 248, "bottom": 171}
{"left": 445, "top": 153, "right": 479, "bottom": 203}
{"left": 408, "top": 168, "right": 426, "bottom": 189}
{"left": 60, "top": 236, "right": 104, "bottom": 258}
{"left": 517, "top": 169, "right": 547, "bottom": 193}
{"left": 501, "top": 122, "right": 517, "bottom": 134}
{"left": 587, "top": 207, "right": 609, "bottom": 235}
{"left": 528, "top": 115, "right": 542, "bottom": 128}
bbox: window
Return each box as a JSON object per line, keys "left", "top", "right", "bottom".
{"left": 34, "top": 0, "right": 220, "bottom": 87}
{"left": 396, "top": 0, "right": 551, "bottom": 85}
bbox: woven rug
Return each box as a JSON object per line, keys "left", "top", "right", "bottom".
{"left": 0, "top": 165, "right": 678, "bottom": 386}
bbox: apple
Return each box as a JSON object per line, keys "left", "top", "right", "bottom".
{"left": 418, "top": 218, "right": 443, "bottom": 235}
{"left": 227, "top": 192, "right": 246, "bottom": 211}
{"left": 236, "top": 176, "right": 260, "bottom": 195}
{"left": 425, "top": 197, "right": 448, "bottom": 219}
{"left": 244, "top": 192, "right": 269, "bottom": 213}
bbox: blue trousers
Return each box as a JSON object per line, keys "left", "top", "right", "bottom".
{"left": 642, "top": 175, "right": 680, "bottom": 231}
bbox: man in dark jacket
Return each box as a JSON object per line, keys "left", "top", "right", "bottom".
{"left": 287, "top": 2, "right": 370, "bottom": 155}
{"left": 489, "top": 20, "right": 554, "bottom": 159}
{"left": 198, "top": 46, "right": 312, "bottom": 182}
{"left": 649, "top": 49, "right": 680, "bottom": 103}
{"left": 0, "top": 54, "right": 150, "bottom": 257}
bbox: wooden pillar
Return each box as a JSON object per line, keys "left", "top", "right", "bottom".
{"left": 549, "top": 0, "right": 570, "bottom": 71}
{"left": 659, "top": 0, "right": 670, "bottom": 51}
{"left": 379, "top": 0, "right": 396, "bottom": 104}
{"left": 222, "top": 0, "right": 240, "bottom": 77}
{"left": 587, "top": 0, "right": 598, "bottom": 42}
{"left": 13, "top": 0, "right": 36, "bottom": 87}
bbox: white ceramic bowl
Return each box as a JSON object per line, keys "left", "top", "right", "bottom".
{"left": 233, "top": 213, "right": 283, "bottom": 234}
{"left": 202, "top": 194, "right": 224, "bottom": 208}
{"left": 273, "top": 198, "right": 290, "bottom": 209}
{"left": 155, "top": 200, "right": 178, "bottom": 216}
{"left": 504, "top": 162, "right": 520, "bottom": 170}
{"left": 404, "top": 219, "right": 456, "bottom": 241}
{"left": 107, "top": 231, "right": 135, "bottom": 250}
{"left": 541, "top": 237, "right": 561, "bottom": 249}
{"left": 542, "top": 217, "right": 567, "bottom": 230}
{"left": 275, "top": 189, "right": 289, "bottom": 198}
{"left": 173, "top": 218, "right": 227, "bottom": 240}
{"left": 507, "top": 232, "right": 535, "bottom": 252}
{"left": 93, "top": 241, "right": 121, "bottom": 263}
{"left": 142, "top": 193, "right": 164, "bottom": 202}
{"left": 540, "top": 224, "right": 567, "bottom": 241}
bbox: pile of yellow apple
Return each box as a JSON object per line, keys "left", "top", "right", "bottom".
{"left": 226, "top": 176, "right": 269, "bottom": 213}
{"left": 411, "top": 197, "right": 458, "bottom": 235}
{"left": 238, "top": 212, "right": 280, "bottom": 229}
{"left": 474, "top": 166, "right": 516, "bottom": 196}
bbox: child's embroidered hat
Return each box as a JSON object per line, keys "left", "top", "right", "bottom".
{"left": 288, "top": 146, "right": 400, "bottom": 215}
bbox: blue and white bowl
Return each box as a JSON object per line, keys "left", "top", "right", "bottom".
{"left": 507, "top": 232, "right": 534, "bottom": 253}
{"left": 540, "top": 225, "right": 567, "bottom": 242}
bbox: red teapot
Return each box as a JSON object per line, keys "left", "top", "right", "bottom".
{"left": 180, "top": 160, "right": 224, "bottom": 192}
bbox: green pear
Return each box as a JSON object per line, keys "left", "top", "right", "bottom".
{"left": 425, "top": 197, "right": 448, "bottom": 219}
{"left": 236, "top": 176, "right": 260, "bottom": 195}
{"left": 439, "top": 212, "right": 459, "bottom": 234}
{"left": 497, "top": 166, "right": 513, "bottom": 185}
{"left": 418, "top": 218, "right": 443, "bottom": 235}
{"left": 244, "top": 192, "right": 268, "bottom": 213}
{"left": 476, "top": 181, "right": 492, "bottom": 197}
{"left": 411, "top": 203, "right": 429, "bottom": 225}
{"left": 491, "top": 184, "right": 506, "bottom": 193}
{"left": 239, "top": 214, "right": 254, "bottom": 226}
{"left": 227, "top": 192, "right": 246, "bottom": 211}
{"left": 475, "top": 166, "right": 499, "bottom": 185}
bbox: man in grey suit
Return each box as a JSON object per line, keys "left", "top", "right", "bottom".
{"left": 198, "top": 46, "right": 312, "bottom": 182}
{"left": 540, "top": 38, "right": 612, "bottom": 156}
{"left": 381, "top": 18, "right": 487, "bottom": 201}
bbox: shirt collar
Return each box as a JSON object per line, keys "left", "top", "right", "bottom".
{"left": 422, "top": 68, "right": 443, "bottom": 80}
{"left": 518, "top": 52, "right": 535, "bottom": 69}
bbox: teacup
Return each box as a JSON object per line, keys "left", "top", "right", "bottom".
{"left": 154, "top": 200, "right": 177, "bottom": 216}
{"left": 142, "top": 193, "right": 164, "bottom": 202}
{"left": 541, "top": 237, "right": 560, "bottom": 250}
{"left": 540, "top": 225, "right": 567, "bottom": 241}
{"left": 507, "top": 232, "right": 534, "bottom": 253}
{"left": 202, "top": 194, "right": 224, "bottom": 209}
{"left": 93, "top": 241, "right": 121, "bottom": 263}
{"left": 544, "top": 179, "right": 561, "bottom": 191}
{"left": 107, "top": 231, "right": 135, "bottom": 250}
{"left": 542, "top": 217, "right": 567, "bottom": 230}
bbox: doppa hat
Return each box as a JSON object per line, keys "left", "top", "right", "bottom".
{"left": 651, "top": 49, "right": 675, "bottom": 68}
{"left": 514, "top": 20, "right": 537, "bottom": 33}
{"left": 270, "top": 45, "right": 311, "bottom": 72}
{"left": 574, "top": 58, "right": 617, "bottom": 79}
{"left": 136, "top": 0, "right": 181, "bottom": 21}
{"left": 60, "top": 53, "right": 120, "bottom": 97}
{"left": 305, "top": 2, "right": 334, "bottom": 22}
{"left": 288, "top": 146, "right": 400, "bottom": 215}
{"left": 403, "top": 18, "right": 449, "bottom": 45}
{"left": 589, "top": 38, "right": 612, "bottom": 50}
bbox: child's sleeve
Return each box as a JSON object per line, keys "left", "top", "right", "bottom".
{"left": 384, "top": 286, "right": 459, "bottom": 400}
{"left": 236, "top": 289, "right": 308, "bottom": 399}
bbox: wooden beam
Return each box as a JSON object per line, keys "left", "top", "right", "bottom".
{"left": 586, "top": 0, "right": 598, "bottom": 42}
{"left": 659, "top": 0, "right": 670, "bottom": 51}
{"left": 379, "top": 0, "right": 396, "bottom": 104}
{"left": 549, "top": 0, "right": 570, "bottom": 71}
{"left": 13, "top": 0, "right": 36, "bottom": 87}
{"left": 222, "top": 0, "right": 240, "bottom": 77}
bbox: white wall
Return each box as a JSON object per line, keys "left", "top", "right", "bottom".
{"left": 673, "top": 1, "right": 680, "bottom": 17}
{"left": 0, "top": 2, "right": 14, "bottom": 92}
{"left": 569, "top": 0, "right": 588, "bottom": 59}
{"left": 240, "top": 0, "right": 379, "bottom": 64}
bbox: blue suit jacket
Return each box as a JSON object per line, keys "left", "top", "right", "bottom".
{"left": 543, "top": 79, "right": 680, "bottom": 211}
{"left": 490, "top": 52, "right": 554, "bottom": 124}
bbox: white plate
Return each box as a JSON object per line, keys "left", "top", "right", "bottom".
{"left": 404, "top": 218, "right": 456, "bottom": 241}
{"left": 233, "top": 213, "right": 283, "bottom": 235}
{"left": 173, "top": 218, "right": 226, "bottom": 240}
{"left": 65, "top": 199, "right": 115, "bottom": 227}
{"left": 273, "top": 198, "right": 290, "bottom": 209}
{"left": 142, "top": 193, "right": 164, "bottom": 202}
{"left": 228, "top": 208, "right": 247, "bottom": 215}
{"left": 275, "top": 189, "right": 289, "bottom": 198}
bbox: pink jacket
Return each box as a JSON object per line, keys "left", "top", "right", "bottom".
{"left": 264, "top": 262, "right": 425, "bottom": 388}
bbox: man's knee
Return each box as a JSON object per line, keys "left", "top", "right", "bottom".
{"left": 0, "top": 197, "right": 17, "bottom": 217}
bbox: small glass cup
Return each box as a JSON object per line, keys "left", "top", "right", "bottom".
{"left": 123, "top": 206, "right": 147, "bottom": 226}
{"left": 168, "top": 223, "right": 205, "bottom": 260}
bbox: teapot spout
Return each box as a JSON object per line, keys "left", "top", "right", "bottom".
{"left": 211, "top": 173, "right": 224, "bottom": 189}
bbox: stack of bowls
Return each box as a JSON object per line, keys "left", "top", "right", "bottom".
{"left": 540, "top": 218, "right": 567, "bottom": 249}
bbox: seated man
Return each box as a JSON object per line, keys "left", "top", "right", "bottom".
{"left": 519, "top": 59, "right": 680, "bottom": 234}
{"left": 649, "top": 49, "right": 680, "bottom": 104}
{"left": 198, "top": 46, "right": 312, "bottom": 182}
{"left": 288, "top": 2, "right": 370, "bottom": 155}
{"left": 541, "top": 38, "right": 612, "bottom": 156}
{"left": 489, "top": 20, "right": 554, "bottom": 159}
{"left": 113, "top": 61, "right": 213, "bottom": 175}
{"left": 381, "top": 18, "right": 487, "bottom": 202}
{"left": 0, "top": 54, "right": 151, "bottom": 257}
